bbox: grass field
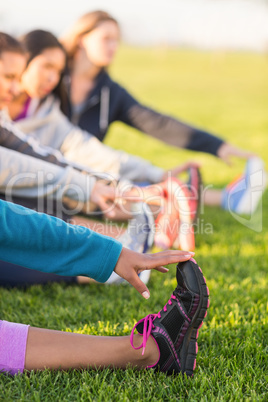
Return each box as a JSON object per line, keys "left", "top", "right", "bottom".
{"left": 1, "top": 47, "right": 268, "bottom": 401}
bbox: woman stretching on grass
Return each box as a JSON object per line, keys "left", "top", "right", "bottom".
{"left": 0, "top": 199, "right": 209, "bottom": 377}
{"left": 60, "top": 10, "right": 252, "bottom": 164}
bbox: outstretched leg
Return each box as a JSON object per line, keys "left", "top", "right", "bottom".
{"left": 25, "top": 327, "right": 159, "bottom": 371}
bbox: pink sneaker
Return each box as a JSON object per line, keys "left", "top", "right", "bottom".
{"left": 154, "top": 198, "right": 179, "bottom": 249}
{"left": 163, "top": 178, "right": 195, "bottom": 251}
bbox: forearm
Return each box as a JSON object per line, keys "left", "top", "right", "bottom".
{"left": 61, "top": 128, "right": 164, "bottom": 183}
{"left": 0, "top": 119, "right": 68, "bottom": 167}
{"left": 118, "top": 152, "right": 164, "bottom": 183}
{"left": 0, "top": 111, "right": 104, "bottom": 177}
{"left": 0, "top": 147, "right": 95, "bottom": 203}
{"left": 127, "top": 104, "right": 224, "bottom": 156}
{"left": 0, "top": 199, "right": 122, "bottom": 281}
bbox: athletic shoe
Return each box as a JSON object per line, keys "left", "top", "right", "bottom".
{"left": 154, "top": 178, "right": 196, "bottom": 251}
{"left": 130, "top": 258, "right": 209, "bottom": 376}
{"left": 186, "top": 166, "right": 202, "bottom": 223}
{"left": 173, "top": 167, "right": 202, "bottom": 250}
{"left": 222, "top": 157, "right": 267, "bottom": 215}
{"left": 164, "top": 178, "right": 195, "bottom": 251}
{"left": 106, "top": 202, "right": 155, "bottom": 285}
{"left": 154, "top": 198, "right": 179, "bottom": 250}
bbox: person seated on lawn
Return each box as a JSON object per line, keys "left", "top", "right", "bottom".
{"left": 7, "top": 30, "right": 266, "bottom": 247}
{"left": 0, "top": 32, "right": 159, "bottom": 287}
{"left": 60, "top": 10, "right": 251, "bottom": 164}
{"left": 0, "top": 198, "right": 209, "bottom": 377}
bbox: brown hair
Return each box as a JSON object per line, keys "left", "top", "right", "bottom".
{"left": 0, "top": 32, "right": 25, "bottom": 58}
{"left": 20, "top": 30, "right": 68, "bottom": 111}
{"left": 61, "top": 10, "right": 119, "bottom": 62}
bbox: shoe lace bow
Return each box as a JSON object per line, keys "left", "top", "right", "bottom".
{"left": 130, "top": 295, "right": 177, "bottom": 355}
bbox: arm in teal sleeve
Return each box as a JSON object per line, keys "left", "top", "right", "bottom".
{"left": 0, "top": 200, "right": 122, "bottom": 282}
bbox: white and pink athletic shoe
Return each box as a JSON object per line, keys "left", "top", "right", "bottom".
{"left": 106, "top": 202, "right": 155, "bottom": 285}
{"left": 163, "top": 177, "right": 196, "bottom": 251}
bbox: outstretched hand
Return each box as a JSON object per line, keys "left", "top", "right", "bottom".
{"left": 162, "top": 161, "right": 201, "bottom": 181}
{"left": 114, "top": 248, "right": 194, "bottom": 299}
{"left": 217, "top": 143, "right": 255, "bottom": 165}
{"left": 90, "top": 181, "right": 142, "bottom": 218}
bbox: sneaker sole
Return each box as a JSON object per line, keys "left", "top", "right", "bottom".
{"left": 142, "top": 202, "right": 156, "bottom": 253}
{"left": 176, "top": 258, "right": 209, "bottom": 376}
{"left": 169, "top": 178, "right": 196, "bottom": 251}
{"left": 189, "top": 167, "right": 202, "bottom": 224}
{"left": 236, "top": 157, "right": 266, "bottom": 215}
{"left": 107, "top": 203, "right": 155, "bottom": 285}
{"left": 139, "top": 203, "right": 156, "bottom": 284}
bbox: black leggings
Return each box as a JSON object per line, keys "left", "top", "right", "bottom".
{"left": 0, "top": 261, "right": 77, "bottom": 288}
{"left": 0, "top": 194, "right": 77, "bottom": 288}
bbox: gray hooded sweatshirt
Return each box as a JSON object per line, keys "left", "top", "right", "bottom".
{"left": 15, "top": 96, "right": 164, "bottom": 184}
{"left": 0, "top": 109, "right": 95, "bottom": 203}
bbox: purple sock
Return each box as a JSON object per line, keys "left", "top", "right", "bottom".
{"left": 0, "top": 320, "right": 29, "bottom": 375}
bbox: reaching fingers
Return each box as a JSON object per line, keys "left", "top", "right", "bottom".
{"left": 142, "top": 250, "right": 194, "bottom": 270}
{"left": 138, "top": 266, "right": 169, "bottom": 274}
{"left": 221, "top": 155, "right": 232, "bottom": 166}
{"left": 234, "top": 149, "right": 255, "bottom": 159}
{"left": 97, "top": 197, "right": 116, "bottom": 217}
{"left": 218, "top": 143, "right": 255, "bottom": 163}
{"left": 152, "top": 266, "right": 169, "bottom": 273}
{"left": 114, "top": 193, "right": 143, "bottom": 205}
{"left": 126, "top": 272, "right": 151, "bottom": 299}
{"left": 171, "top": 161, "right": 201, "bottom": 175}
{"left": 113, "top": 248, "right": 195, "bottom": 299}
{"left": 130, "top": 250, "right": 194, "bottom": 298}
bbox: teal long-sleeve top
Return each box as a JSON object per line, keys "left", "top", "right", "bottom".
{"left": 0, "top": 200, "right": 123, "bottom": 282}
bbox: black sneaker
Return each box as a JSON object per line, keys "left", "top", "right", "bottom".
{"left": 130, "top": 258, "right": 209, "bottom": 376}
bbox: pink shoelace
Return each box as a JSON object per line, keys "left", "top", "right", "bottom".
{"left": 130, "top": 295, "right": 177, "bottom": 355}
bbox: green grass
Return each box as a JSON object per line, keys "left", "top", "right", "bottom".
{"left": 1, "top": 47, "right": 268, "bottom": 401}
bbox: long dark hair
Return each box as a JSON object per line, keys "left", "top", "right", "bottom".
{"left": 20, "top": 30, "right": 68, "bottom": 111}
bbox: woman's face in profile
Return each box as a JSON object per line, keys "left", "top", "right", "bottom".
{"left": 0, "top": 51, "right": 26, "bottom": 107}
{"left": 81, "top": 21, "right": 120, "bottom": 68}
{"left": 21, "top": 47, "right": 66, "bottom": 98}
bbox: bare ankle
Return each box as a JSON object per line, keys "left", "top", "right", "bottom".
{"left": 132, "top": 334, "right": 159, "bottom": 368}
